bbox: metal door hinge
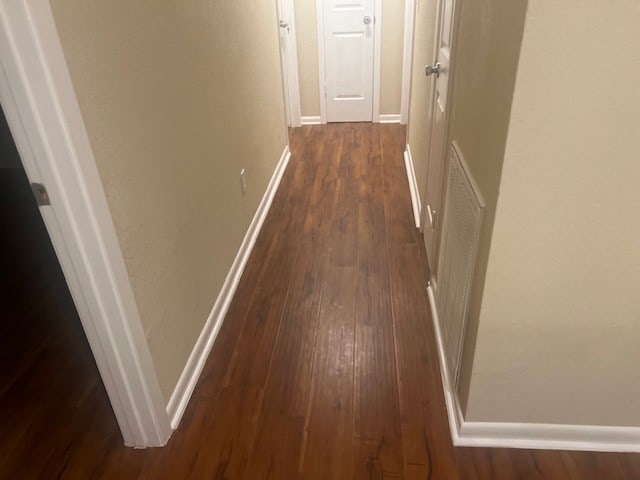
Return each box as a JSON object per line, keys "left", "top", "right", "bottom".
{"left": 30, "top": 182, "right": 50, "bottom": 206}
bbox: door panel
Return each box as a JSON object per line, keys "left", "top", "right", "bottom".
{"left": 323, "top": 0, "right": 375, "bottom": 122}
{"left": 424, "top": 0, "right": 456, "bottom": 273}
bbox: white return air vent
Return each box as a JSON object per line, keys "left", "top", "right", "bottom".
{"left": 435, "top": 142, "right": 485, "bottom": 387}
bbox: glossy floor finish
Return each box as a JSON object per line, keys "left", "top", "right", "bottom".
{"left": 3, "top": 123, "right": 640, "bottom": 479}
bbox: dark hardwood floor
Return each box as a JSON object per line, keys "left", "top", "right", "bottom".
{"left": 2, "top": 123, "right": 640, "bottom": 478}
{"left": 0, "top": 166, "right": 121, "bottom": 478}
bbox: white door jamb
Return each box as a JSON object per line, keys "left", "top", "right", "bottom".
{"left": 401, "top": 0, "right": 416, "bottom": 124}
{"left": 316, "top": 0, "right": 328, "bottom": 124}
{"left": 0, "top": 0, "right": 172, "bottom": 448}
{"left": 371, "top": 0, "right": 383, "bottom": 122}
{"left": 278, "top": 0, "right": 302, "bottom": 127}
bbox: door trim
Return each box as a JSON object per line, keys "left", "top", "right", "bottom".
{"left": 278, "top": 0, "right": 302, "bottom": 127}
{"left": 400, "top": 0, "right": 416, "bottom": 124}
{"left": 315, "top": 0, "right": 327, "bottom": 124}
{"left": 371, "top": 0, "right": 383, "bottom": 122}
{"left": 316, "top": 0, "right": 382, "bottom": 124}
{"left": 0, "top": 0, "right": 171, "bottom": 447}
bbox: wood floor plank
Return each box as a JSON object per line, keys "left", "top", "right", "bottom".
{"left": 187, "top": 387, "right": 264, "bottom": 478}
{"left": 387, "top": 242, "right": 460, "bottom": 479}
{"left": 353, "top": 199, "right": 404, "bottom": 479}
{"left": 243, "top": 129, "right": 344, "bottom": 476}
{"left": 242, "top": 414, "right": 305, "bottom": 480}
{"left": 257, "top": 129, "right": 343, "bottom": 417}
{"left": 301, "top": 266, "right": 357, "bottom": 480}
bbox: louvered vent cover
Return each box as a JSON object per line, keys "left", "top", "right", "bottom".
{"left": 436, "top": 143, "right": 485, "bottom": 387}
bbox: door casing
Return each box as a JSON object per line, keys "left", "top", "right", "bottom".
{"left": 0, "top": 0, "right": 172, "bottom": 448}
{"left": 277, "top": 0, "right": 302, "bottom": 127}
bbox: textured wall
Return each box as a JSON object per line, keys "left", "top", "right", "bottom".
{"left": 465, "top": 0, "right": 640, "bottom": 426}
{"left": 445, "top": 0, "right": 528, "bottom": 412}
{"left": 50, "top": 0, "right": 288, "bottom": 400}
{"left": 379, "top": 0, "right": 405, "bottom": 115}
{"left": 294, "top": 0, "right": 405, "bottom": 117}
{"left": 293, "top": 0, "right": 321, "bottom": 118}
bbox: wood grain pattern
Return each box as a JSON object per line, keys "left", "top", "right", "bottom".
{"left": 2, "top": 124, "right": 640, "bottom": 479}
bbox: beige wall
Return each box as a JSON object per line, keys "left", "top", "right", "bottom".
{"left": 464, "top": 0, "right": 640, "bottom": 426}
{"left": 406, "top": 0, "right": 438, "bottom": 200}
{"left": 295, "top": 0, "right": 405, "bottom": 117}
{"left": 446, "top": 0, "right": 528, "bottom": 412}
{"left": 379, "top": 0, "right": 405, "bottom": 115}
{"left": 50, "top": 0, "right": 288, "bottom": 400}
{"left": 294, "top": 0, "right": 321, "bottom": 118}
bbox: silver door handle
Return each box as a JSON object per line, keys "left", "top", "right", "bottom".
{"left": 363, "top": 16, "right": 372, "bottom": 25}
{"left": 425, "top": 62, "right": 441, "bottom": 77}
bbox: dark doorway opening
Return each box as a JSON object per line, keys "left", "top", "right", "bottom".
{"left": 0, "top": 105, "right": 119, "bottom": 477}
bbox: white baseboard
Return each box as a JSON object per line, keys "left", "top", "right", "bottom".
{"left": 302, "top": 114, "right": 401, "bottom": 125}
{"left": 378, "top": 114, "right": 402, "bottom": 124}
{"left": 427, "top": 286, "right": 463, "bottom": 444}
{"left": 166, "top": 145, "right": 291, "bottom": 429}
{"left": 301, "top": 116, "right": 322, "bottom": 125}
{"left": 458, "top": 420, "right": 640, "bottom": 453}
{"left": 404, "top": 146, "right": 421, "bottom": 229}
{"left": 427, "top": 286, "right": 640, "bottom": 453}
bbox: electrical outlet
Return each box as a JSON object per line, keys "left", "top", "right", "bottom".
{"left": 240, "top": 169, "right": 248, "bottom": 194}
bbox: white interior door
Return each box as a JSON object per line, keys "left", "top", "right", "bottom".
{"left": 322, "top": 0, "right": 375, "bottom": 122}
{"left": 423, "top": 0, "right": 457, "bottom": 272}
{"left": 277, "top": 0, "right": 302, "bottom": 127}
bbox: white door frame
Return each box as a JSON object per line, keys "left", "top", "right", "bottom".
{"left": 277, "top": 0, "right": 302, "bottom": 127}
{"left": 400, "top": 0, "right": 416, "bottom": 125}
{"left": 316, "top": 0, "right": 382, "bottom": 123}
{"left": 0, "top": 0, "right": 171, "bottom": 448}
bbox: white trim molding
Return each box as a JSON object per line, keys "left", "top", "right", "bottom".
{"left": 167, "top": 146, "right": 291, "bottom": 429}
{"left": 277, "top": 0, "right": 302, "bottom": 127}
{"left": 0, "top": 0, "right": 171, "bottom": 447}
{"left": 315, "top": 0, "right": 328, "bottom": 124}
{"left": 458, "top": 419, "right": 640, "bottom": 453}
{"left": 401, "top": 0, "right": 416, "bottom": 125}
{"left": 427, "top": 286, "right": 640, "bottom": 453}
{"left": 404, "top": 145, "right": 421, "bottom": 229}
{"left": 301, "top": 115, "right": 322, "bottom": 125}
{"left": 378, "top": 114, "right": 402, "bottom": 124}
{"left": 372, "top": 0, "right": 383, "bottom": 123}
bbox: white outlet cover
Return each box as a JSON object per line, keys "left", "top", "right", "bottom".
{"left": 240, "top": 169, "right": 247, "bottom": 193}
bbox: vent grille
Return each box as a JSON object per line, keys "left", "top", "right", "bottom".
{"left": 436, "top": 143, "right": 485, "bottom": 387}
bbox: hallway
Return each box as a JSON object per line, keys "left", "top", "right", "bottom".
{"left": 6, "top": 123, "right": 640, "bottom": 478}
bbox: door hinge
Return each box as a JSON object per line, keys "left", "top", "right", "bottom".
{"left": 30, "top": 182, "right": 51, "bottom": 206}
